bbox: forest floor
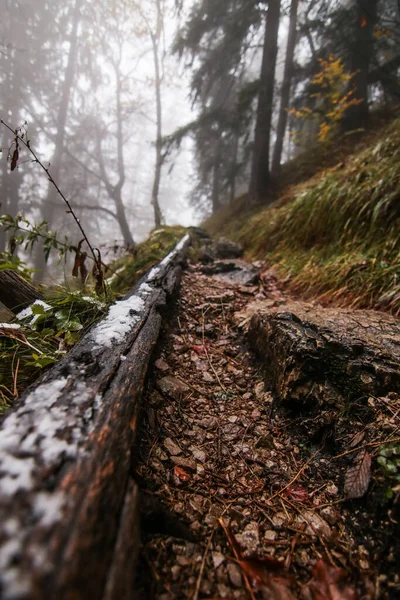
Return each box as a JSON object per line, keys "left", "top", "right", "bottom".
{"left": 134, "top": 255, "right": 400, "bottom": 600}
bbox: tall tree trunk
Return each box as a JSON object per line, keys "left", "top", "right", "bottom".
{"left": 343, "top": 0, "right": 378, "bottom": 131}
{"left": 34, "top": 0, "right": 82, "bottom": 279}
{"left": 271, "top": 0, "right": 298, "bottom": 176}
{"left": 212, "top": 139, "right": 222, "bottom": 214}
{"left": 150, "top": 0, "right": 164, "bottom": 228}
{"left": 113, "top": 190, "right": 135, "bottom": 248}
{"left": 249, "top": 0, "right": 281, "bottom": 202}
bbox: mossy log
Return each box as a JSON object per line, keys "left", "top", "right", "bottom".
{"left": 0, "top": 235, "right": 190, "bottom": 600}
{"left": 248, "top": 301, "right": 400, "bottom": 412}
{"left": 0, "top": 269, "right": 44, "bottom": 312}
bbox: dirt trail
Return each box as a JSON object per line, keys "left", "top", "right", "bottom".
{"left": 134, "top": 258, "right": 399, "bottom": 599}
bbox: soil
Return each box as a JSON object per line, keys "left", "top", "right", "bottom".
{"left": 134, "top": 260, "right": 400, "bottom": 600}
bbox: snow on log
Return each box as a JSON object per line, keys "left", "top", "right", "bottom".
{"left": 0, "top": 234, "right": 190, "bottom": 600}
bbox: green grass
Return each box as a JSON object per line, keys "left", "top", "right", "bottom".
{"left": 205, "top": 115, "right": 400, "bottom": 314}
{"left": 107, "top": 225, "right": 187, "bottom": 295}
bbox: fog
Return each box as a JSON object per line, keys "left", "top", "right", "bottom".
{"left": 1, "top": 0, "right": 397, "bottom": 278}
{"left": 0, "top": 0, "right": 197, "bottom": 273}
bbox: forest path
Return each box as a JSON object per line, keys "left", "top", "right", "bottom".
{"left": 134, "top": 255, "right": 399, "bottom": 600}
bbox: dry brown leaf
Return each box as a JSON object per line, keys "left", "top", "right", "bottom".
{"left": 303, "top": 559, "right": 356, "bottom": 600}
{"left": 264, "top": 577, "right": 298, "bottom": 600}
{"left": 219, "top": 518, "right": 294, "bottom": 599}
{"left": 285, "top": 484, "right": 312, "bottom": 505}
{"left": 344, "top": 450, "right": 371, "bottom": 499}
{"left": 238, "top": 557, "right": 284, "bottom": 588}
{"left": 173, "top": 465, "right": 190, "bottom": 482}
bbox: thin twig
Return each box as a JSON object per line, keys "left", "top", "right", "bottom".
{"left": 0, "top": 119, "right": 102, "bottom": 279}
{"left": 333, "top": 435, "right": 400, "bottom": 460}
{"left": 192, "top": 528, "right": 215, "bottom": 600}
{"left": 264, "top": 449, "right": 320, "bottom": 503}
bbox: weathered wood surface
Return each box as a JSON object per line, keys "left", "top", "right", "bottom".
{"left": 0, "top": 234, "right": 190, "bottom": 600}
{"left": 248, "top": 301, "right": 400, "bottom": 412}
{"left": 0, "top": 269, "right": 44, "bottom": 312}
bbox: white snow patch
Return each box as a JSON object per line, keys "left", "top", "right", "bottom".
{"left": 15, "top": 300, "right": 52, "bottom": 321}
{"left": 0, "top": 569, "right": 31, "bottom": 599}
{"left": 147, "top": 266, "right": 160, "bottom": 282}
{"left": 139, "top": 282, "right": 153, "bottom": 295}
{"left": 90, "top": 294, "right": 145, "bottom": 348}
{"left": 0, "top": 323, "right": 21, "bottom": 329}
{"left": 33, "top": 491, "right": 66, "bottom": 527}
{"left": 0, "top": 456, "right": 35, "bottom": 494}
{"left": 82, "top": 296, "right": 106, "bottom": 309}
{"left": 175, "top": 234, "right": 190, "bottom": 251}
{"left": 120, "top": 355, "right": 127, "bottom": 362}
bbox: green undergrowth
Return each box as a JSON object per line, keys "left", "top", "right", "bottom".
{"left": 206, "top": 115, "right": 400, "bottom": 314}
{"left": 0, "top": 225, "right": 187, "bottom": 410}
{"left": 0, "top": 289, "right": 107, "bottom": 411}
{"left": 107, "top": 225, "right": 187, "bottom": 295}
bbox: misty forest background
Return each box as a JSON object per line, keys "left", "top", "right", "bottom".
{"left": 0, "top": 0, "right": 399, "bottom": 280}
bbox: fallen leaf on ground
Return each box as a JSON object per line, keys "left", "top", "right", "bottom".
{"left": 173, "top": 466, "right": 190, "bottom": 482}
{"left": 285, "top": 484, "right": 312, "bottom": 504}
{"left": 344, "top": 450, "right": 371, "bottom": 499}
{"left": 302, "top": 559, "right": 356, "bottom": 600}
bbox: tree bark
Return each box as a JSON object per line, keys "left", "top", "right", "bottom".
{"left": 248, "top": 301, "right": 400, "bottom": 415}
{"left": 271, "top": 0, "right": 299, "bottom": 176}
{"left": 150, "top": 0, "right": 165, "bottom": 228}
{"left": 0, "top": 235, "right": 190, "bottom": 600}
{"left": 343, "top": 0, "right": 378, "bottom": 131}
{"left": 0, "top": 269, "right": 43, "bottom": 312}
{"left": 249, "top": 0, "right": 281, "bottom": 202}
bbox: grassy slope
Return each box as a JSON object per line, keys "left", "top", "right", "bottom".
{"left": 206, "top": 115, "right": 400, "bottom": 314}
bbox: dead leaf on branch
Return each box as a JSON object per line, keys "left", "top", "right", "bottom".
{"left": 344, "top": 450, "right": 371, "bottom": 499}
{"left": 302, "top": 559, "right": 356, "bottom": 600}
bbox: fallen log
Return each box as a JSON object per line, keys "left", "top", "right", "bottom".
{"left": 0, "top": 234, "right": 190, "bottom": 600}
{"left": 0, "top": 269, "right": 44, "bottom": 313}
{"left": 248, "top": 301, "right": 400, "bottom": 413}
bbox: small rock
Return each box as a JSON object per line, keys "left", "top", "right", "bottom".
{"left": 242, "top": 392, "right": 252, "bottom": 401}
{"left": 217, "top": 584, "right": 230, "bottom": 598}
{"left": 155, "top": 358, "right": 170, "bottom": 371}
{"left": 164, "top": 437, "right": 182, "bottom": 456}
{"left": 236, "top": 522, "right": 259, "bottom": 555}
{"left": 176, "top": 555, "right": 191, "bottom": 566}
{"left": 264, "top": 530, "right": 277, "bottom": 541}
{"left": 213, "top": 237, "right": 243, "bottom": 259}
{"left": 190, "top": 520, "right": 202, "bottom": 532}
{"left": 157, "top": 376, "right": 190, "bottom": 400}
{"left": 227, "top": 562, "right": 243, "bottom": 587}
{"left": 191, "top": 447, "right": 207, "bottom": 463}
{"left": 203, "top": 372, "right": 214, "bottom": 383}
{"left": 272, "top": 512, "right": 287, "bottom": 528}
{"left": 320, "top": 506, "right": 338, "bottom": 525}
{"left": 228, "top": 415, "right": 238, "bottom": 423}
{"left": 171, "top": 565, "right": 181, "bottom": 581}
{"left": 296, "top": 511, "right": 331, "bottom": 539}
{"left": 171, "top": 456, "right": 197, "bottom": 471}
{"left": 254, "top": 382, "right": 264, "bottom": 397}
{"left": 212, "top": 552, "right": 225, "bottom": 569}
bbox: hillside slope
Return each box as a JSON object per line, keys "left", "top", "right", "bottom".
{"left": 206, "top": 116, "right": 400, "bottom": 314}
